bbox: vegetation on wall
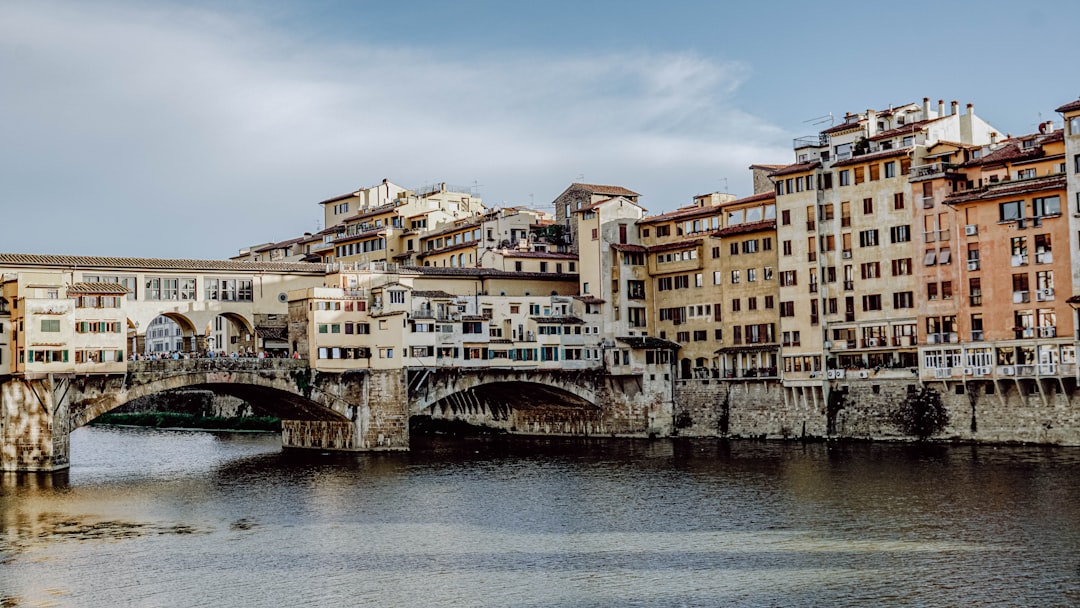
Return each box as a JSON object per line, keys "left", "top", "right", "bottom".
{"left": 892, "top": 385, "right": 949, "bottom": 440}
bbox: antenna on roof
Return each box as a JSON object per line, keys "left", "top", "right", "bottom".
{"left": 471, "top": 180, "right": 483, "bottom": 195}
{"left": 719, "top": 177, "right": 729, "bottom": 193}
{"left": 804, "top": 113, "right": 835, "bottom": 126}
{"left": 575, "top": 173, "right": 584, "bottom": 182}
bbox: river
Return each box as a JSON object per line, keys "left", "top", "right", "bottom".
{"left": 1, "top": 427, "right": 1078, "bottom": 607}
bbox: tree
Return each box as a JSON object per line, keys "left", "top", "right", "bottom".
{"left": 892, "top": 385, "right": 949, "bottom": 440}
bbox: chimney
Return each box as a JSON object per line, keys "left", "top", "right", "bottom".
{"left": 938, "top": 99, "right": 945, "bottom": 116}
{"left": 966, "top": 103, "right": 974, "bottom": 115}
{"left": 866, "top": 108, "right": 877, "bottom": 137}
{"left": 923, "top": 97, "right": 931, "bottom": 117}
{"left": 990, "top": 132, "right": 998, "bottom": 145}
{"left": 951, "top": 100, "right": 959, "bottom": 116}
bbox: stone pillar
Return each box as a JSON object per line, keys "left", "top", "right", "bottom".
{"left": 280, "top": 369, "right": 409, "bottom": 452}
{"left": 0, "top": 376, "right": 71, "bottom": 472}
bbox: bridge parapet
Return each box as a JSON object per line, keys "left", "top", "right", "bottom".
{"left": 127, "top": 358, "right": 309, "bottom": 376}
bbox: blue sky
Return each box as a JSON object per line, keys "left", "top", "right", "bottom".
{"left": 2, "top": 0, "right": 1077, "bottom": 258}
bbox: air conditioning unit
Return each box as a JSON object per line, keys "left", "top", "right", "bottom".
{"left": 974, "top": 367, "right": 989, "bottom": 376}
{"left": 1013, "top": 291, "right": 1030, "bottom": 304}
{"left": 857, "top": 370, "right": 869, "bottom": 379}
{"left": 964, "top": 224, "right": 978, "bottom": 236}
{"left": 842, "top": 250, "right": 852, "bottom": 259}
{"left": 1000, "top": 366, "right": 1015, "bottom": 376}
{"left": 809, "top": 371, "right": 818, "bottom": 378}
{"left": 1011, "top": 255, "right": 1027, "bottom": 266}
{"left": 1036, "top": 251, "right": 1054, "bottom": 264}
{"left": 963, "top": 367, "right": 974, "bottom": 376}
{"left": 866, "top": 338, "right": 879, "bottom": 347}
{"left": 1036, "top": 288, "right": 1055, "bottom": 301}
{"left": 967, "top": 260, "right": 980, "bottom": 271}
{"left": 1039, "top": 326, "right": 1057, "bottom": 338}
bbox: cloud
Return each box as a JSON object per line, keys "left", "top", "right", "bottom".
{"left": 0, "top": 1, "right": 791, "bottom": 258}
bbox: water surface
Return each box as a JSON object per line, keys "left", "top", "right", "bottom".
{"left": 1, "top": 427, "right": 1078, "bottom": 607}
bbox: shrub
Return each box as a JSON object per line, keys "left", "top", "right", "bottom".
{"left": 892, "top": 385, "right": 948, "bottom": 440}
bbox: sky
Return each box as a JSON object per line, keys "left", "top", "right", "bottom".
{"left": 2, "top": 0, "right": 1078, "bottom": 259}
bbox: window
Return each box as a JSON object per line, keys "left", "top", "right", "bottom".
{"left": 862, "top": 294, "right": 882, "bottom": 311}
{"left": 893, "top": 291, "right": 914, "bottom": 309}
{"left": 859, "top": 229, "right": 879, "bottom": 247}
{"left": 731, "top": 299, "right": 741, "bottom": 312}
{"left": 779, "top": 301, "right": 795, "bottom": 317}
{"left": 890, "top": 225, "right": 911, "bottom": 243}
{"left": 389, "top": 291, "right": 405, "bottom": 304}
{"left": 746, "top": 268, "right": 757, "bottom": 282}
{"left": 782, "top": 240, "right": 792, "bottom": 256}
{"left": 999, "top": 201, "right": 1024, "bottom": 222}
{"left": 764, "top": 295, "right": 774, "bottom": 309}
{"left": 854, "top": 167, "right": 865, "bottom": 185}
{"left": 839, "top": 170, "right": 850, "bottom": 186}
{"left": 713, "top": 271, "right": 722, "bottom": 285}
{"left": 41, "top": 319, "right": 60, "bottom": 332}
{"left": 893, "top": 192, "right": 904, "bottom": 209}
{"left": 927, "top": 282, "right": 939, "bottom": 301}
{"left": 730, "top": 270, "right": 740, "bottom": 284}
{"left": 862, "top": 197, "right": 874, "bottom": 214}
{"left": 762, "top": 237, "right": 772, "bottom": 251}
{"left": 742, "top": 239, "right": 758, "bottom": 253}
{"left": 1033, "top": 195, "right": 1060, "bottom": 217}
{"left": 884, "top": 161, "right": 896, "bottom": 178}
{"left": 781, "top": 209, "right": 791, "bottom": 225}
{"left": 860, "top": 262, "right": 880, "bottom": 279}
{"left": 969, "top": 278, "right": 982, "bottom": 306}
{"left": 779, "top": 270, "right": 797, "bottom": 287}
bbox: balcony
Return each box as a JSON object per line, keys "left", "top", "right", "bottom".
{"left": 793, "top": 134, "right": 828, "bottom": 149}
{"left": 928, "top": 332, "right": 958, "bottom": 344}
{"left": 910, "top": 162, "right": 963, "bottom": 182}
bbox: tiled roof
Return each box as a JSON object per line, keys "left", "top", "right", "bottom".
{"left": 769, "top": 161, "right": 821, "bottom": 177}
{"left": 0, "top": 253, "right": 328, "bottom": 273}
{"left": 715, "top": 344, "right": 779, "bottom": 354}
{"left": 416, "top": 240, "right": 477, "bottom": 258}
{"left": 411, "top": 290, "right": 455, "bottom": 299}
{"left": 253, "top": 236, "right": 306, "bottom": 253}
{"left": 350, "top": 203, "right": 400, "bottom": 222}
{"left": 609, "top": 243, "right": 646, "bottom": 253}
{"left": 868, "top": 118, "right": 938, "bottom": 142}
{"left": 68, "top": 281, "right": 130, "bottom": 295}
{"left": 420, "top": 217, "right": 483, "bottom": 240}
{"left": 1055, "top": 99, "right": 1080, "bottom": 113}
{"left": 647, "top": 239, "right": 701, "bottom": 253}
{"left": 571, "top": 183, "right": 640, "bottom": 197}
{"left": 821, "top": 121, "right": 863, "bottom": 135}
{"left": 831, "top": 147, "right": 909, "bottom": 167}
{"left": 317, "top": 191, "right": 358, "bottom": 205}
{"left": 573, "top": 295, "right": 606, "bottom": 304}
{"left": 641, "top": 203, "right": 721, "bottom": 224}
{"left": 255, "top": 326, "right": 288, "bottom": 340}
{"left": 712, "top": 219, "right": 776, "bottom": 237}
{"left": 944, "top": 174, "right": 1066, "bottom": 205}
{"left": 573, "top": 197, "right": 613, "bottom": 214}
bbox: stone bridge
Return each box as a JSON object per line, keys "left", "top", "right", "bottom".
{"left": 1, "top": 360, "right": 672, "bottom": 471}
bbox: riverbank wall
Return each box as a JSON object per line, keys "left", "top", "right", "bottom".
{"left": 673, "top": 377, "right": 1080, "bottom": 445}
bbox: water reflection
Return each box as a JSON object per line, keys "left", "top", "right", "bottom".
{"left": 1, "top": 428, "right": 1078, "bottom": 607}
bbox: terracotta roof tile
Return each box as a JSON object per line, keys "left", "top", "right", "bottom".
{"left": 1055, "top": 99, "right": 1080, "bottom": 113}
{"left": 68, "top": 282, "right": 130, "bottom": 295}
{"left": 648, "top": 238, "right": 702, "bottom": 253}
{"left": 712, "top": 219, "right": 777, "bottom": 237}
{"left": 609, "top": 243, "right": 647, "bottom": 253}
{"left": 769, "top": 161, "right": 821, "bottom": 177}
{"left": 944, "top": 174, "right": 1066, "bottom": 205}
{"left": 571, "top": 183, "right": 640, "bottom": 197}
{"left": 497, "top": 250, "right": 578, "bottom": 260}
{"left": 831, "top": 147, "right": 909, "bottom": 167}
{"left": 0, "top": 253, "right": 328, "bottom": 274}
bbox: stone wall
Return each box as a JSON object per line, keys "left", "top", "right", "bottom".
{"left": 670, "top": 376, "right": 1080, "bottom": 446}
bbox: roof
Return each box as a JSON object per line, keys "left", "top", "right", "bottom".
{"left": 715, "top": 344, "right": 779, "bottom": 354}
{"left": 406, "top": 266, "right": 576, "bottom": 280}
{"left": 569, "top": 183, "right": 640, "bottom": 197}
{"left": 416, "top": 240, "right": 477, "bottom": 258}
{"left": 944, "top": 174, "right": 1066, "bottom": 205}
{"left": 640, "top": 202, "right": 722, "bottom": 224}
{"left": 317, "top": 191, "right": 358, "bottom": 206}
{"left": 411, "top": 290, "right": 455, "bottom": 299}
{"left": 68, "top": 281, "right": 130, "bottom": 295}
{"left": 867, "top": 118, "right": 939, "bottom": 142}
{"left": 0, "top": 253, "right": 328, "bottom": 274}
{"left": 1055, "top": 99, "right": 1080, "bottom": 113}
{"left": 573, "top": 295, "right": 606, "bottom": 304}
{"left": 609, "top": 243, "right": 646, "bottom": 253}
{"left": 821, "top": 120, "right": 864, "bottom": 135}
{"left": 616, "top": 336, "right": 681, "bottom": 350}
{"left": 966, "top": 131, "right": 1063, "bottom": 168}
{"left": 252, "top": 235, "right": 307, "bottom": 253}
{"left": 769, "top": 161, "right": 821, "bottom": 177}
{"left": 831, "top": 147, "right": 910, "bottom": 167}
{"left": 712, "top": 219, "right": 776, "bottom": 237}
{"left": 648, "top": 239, "right": 701, "bottom": 253}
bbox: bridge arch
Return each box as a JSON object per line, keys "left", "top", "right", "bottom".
{"left": 68, "top": 360, "right": 354, "bottom": 430}
{"left": 410, "top": 368, "right": 602, "bottom": 417}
